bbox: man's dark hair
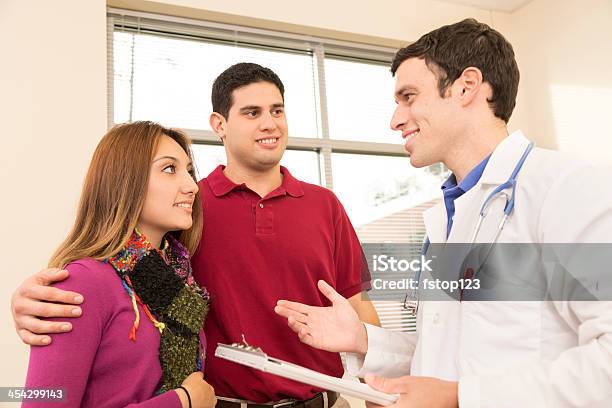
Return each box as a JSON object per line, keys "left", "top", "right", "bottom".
{"left": 391, "top": 18, "right": 519, "bottom": 123}
{"left": 211, "top": 62, "right": 285, "bottom": 119}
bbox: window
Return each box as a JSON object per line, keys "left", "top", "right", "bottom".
{"left": 325, "top": 58, "right": 398, "bottom": 144}
{"left": 108, "top": 9, "right": 449, "bottom": 332}
{"left": 112, "top": 30, "right": 319, "bottom": 137}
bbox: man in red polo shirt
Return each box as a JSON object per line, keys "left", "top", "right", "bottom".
{"left": 199, "top": 63, "right": 379, "bottom": 406}
{"left": 11, "top": 63, "right": 379, "bottom": 408}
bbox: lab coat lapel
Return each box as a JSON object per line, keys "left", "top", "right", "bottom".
{"left": 447, "top": 187, "right": 483, "bottom": 243}
{"left": 423, "top": 201, "right": 447, "bottom": 244}
{"left": 417, "top": 200, "right": 462, "bottom": 380}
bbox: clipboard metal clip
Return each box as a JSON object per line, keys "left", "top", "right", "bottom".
{"left": 228, "top": 334, "right": 265, "bottom": 355}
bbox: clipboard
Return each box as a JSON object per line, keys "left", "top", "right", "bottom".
{"left": 215, "top": 342, "right": 399, "bottom": 406}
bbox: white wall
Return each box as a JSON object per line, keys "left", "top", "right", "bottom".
{"left": 1, "top": 0, "right": 611, "bottom": 397}
{"left": 0, "top": 0, "right": 107, "bottom": 394}
{"left": 145, "top": 0, "right": 493, "bottom": 43}
{"left": 500, "top": 0, "right": 612, "bottom": 159}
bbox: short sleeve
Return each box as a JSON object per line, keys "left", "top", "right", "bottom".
{"left": 332, "top": 197, "right": 372, "bottom": 298}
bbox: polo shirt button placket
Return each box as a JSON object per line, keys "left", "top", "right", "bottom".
{"left": 255, "top": 200, "right": 273, "bottom": 235}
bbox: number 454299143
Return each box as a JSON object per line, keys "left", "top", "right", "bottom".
{"left": 2, "top": 387, "right": 65, "bottom": 401}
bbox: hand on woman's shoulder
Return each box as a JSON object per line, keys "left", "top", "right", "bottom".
{"left": 55, "top": 259, "right": 122, "bottom": 305}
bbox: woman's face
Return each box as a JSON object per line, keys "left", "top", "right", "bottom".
{"left": 138, "top": 135, "right": 198, "bottom": 247}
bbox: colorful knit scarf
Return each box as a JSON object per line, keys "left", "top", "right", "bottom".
{"left": 106, "top": 230, "right": 209, "bottom": 392}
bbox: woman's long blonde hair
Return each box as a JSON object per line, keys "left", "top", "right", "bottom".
{"left": 49, "top": 121, "right": 203, "bottom": 268}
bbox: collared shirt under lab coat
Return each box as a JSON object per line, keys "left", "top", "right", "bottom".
{"left": 346, "top": 130, "right": 612, "bottom": 407}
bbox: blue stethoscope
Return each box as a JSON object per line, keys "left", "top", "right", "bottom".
{"left": 403, "top": 142, "right": 535, "bottom": 315}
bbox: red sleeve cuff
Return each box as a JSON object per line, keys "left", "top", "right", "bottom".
{"left": 338, "top": 281, "right": 371, "bottom": 299}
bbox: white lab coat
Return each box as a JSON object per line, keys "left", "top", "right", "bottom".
{"left": 346, "top": 131, "right": 612, "bottom": 407}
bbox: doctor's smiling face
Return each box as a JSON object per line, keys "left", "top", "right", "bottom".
{"left": 390, "top": 58, "right": 464, "bottom": 168}
{"left": 388, "top": 19, "right": 520, "bottom": 172}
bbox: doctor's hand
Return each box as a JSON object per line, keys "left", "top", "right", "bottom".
{"left": 365, "top": 374, "right": 458, "bottom": 408}
{"left": 11, "top": 268, "right": 83, "bottom": 346}
{"left": 275, "top": 280, "right": 368, "bottom": 354}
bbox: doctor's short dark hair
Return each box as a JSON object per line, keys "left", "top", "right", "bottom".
{"left": 211, "top": 62, "right": 285, "bottom": 120}
{"left": 391, "top": 18, "right": 519, "bottom": 123}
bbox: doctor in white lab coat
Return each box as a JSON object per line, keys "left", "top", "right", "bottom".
{"left": 275, "top": 19, "right": 612, "bottom": 408}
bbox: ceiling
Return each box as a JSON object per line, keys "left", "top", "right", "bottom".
{"left": 436, "top": 0, "right": 534, "bottom": 13}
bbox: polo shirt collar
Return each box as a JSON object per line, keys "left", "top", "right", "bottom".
{"left": 279, "top": 166, "right": 305, "bottom": 198}
{"left": 206, "top": 165, "right": 304, "bottom": 198}
{"left": 207, "top": 165, "right": 237, "bottom": 197}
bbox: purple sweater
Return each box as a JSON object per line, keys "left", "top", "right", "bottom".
{"left": 24, "top": 259, "right": 183, "bottom": 407}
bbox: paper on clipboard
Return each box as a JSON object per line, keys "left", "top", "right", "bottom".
{"left": 215, "top": 343, "right": 399, "bottom": 406}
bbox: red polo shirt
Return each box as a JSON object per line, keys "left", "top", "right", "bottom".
{"left": 192, "top": 165, "right": 370, "bottom": 402}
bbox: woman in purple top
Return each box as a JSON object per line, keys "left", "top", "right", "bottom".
{"left": 24, "top": 121, "right": 217, "bottom": 408}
